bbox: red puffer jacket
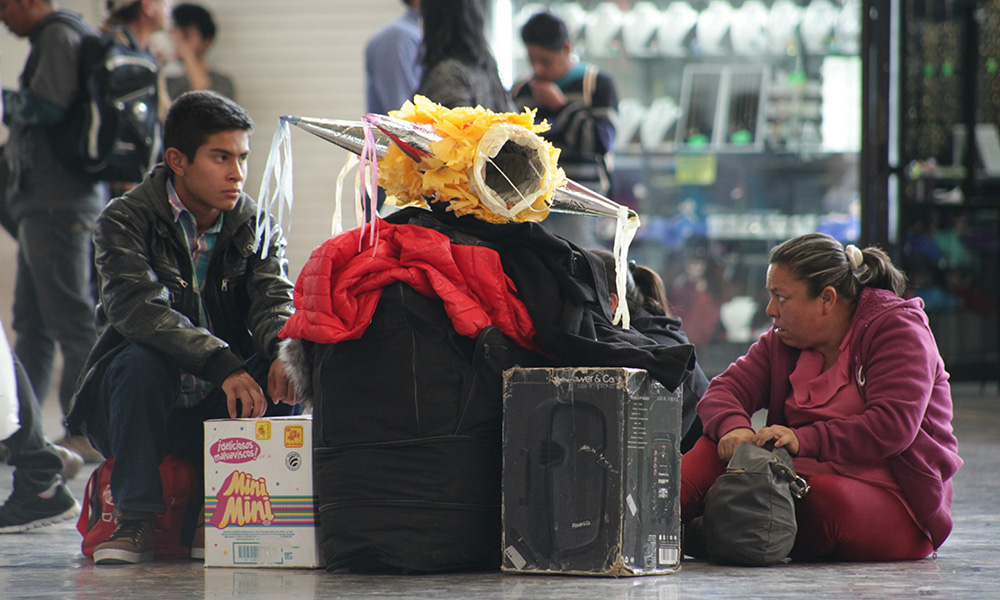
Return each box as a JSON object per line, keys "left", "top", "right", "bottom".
{"left": 280, "top": 221, "right": 539, "bottom": 352}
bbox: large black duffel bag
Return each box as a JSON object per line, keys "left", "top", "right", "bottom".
{"left": 312, "top": 281, "right": 546, "bottom": 573}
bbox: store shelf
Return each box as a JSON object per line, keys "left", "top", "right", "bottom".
{"left": 503, "top": 0, "right": 863, "bottom": 369}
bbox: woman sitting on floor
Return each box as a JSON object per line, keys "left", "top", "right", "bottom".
{"left": 681, "top": 233, "right": 962, "bottom": 561}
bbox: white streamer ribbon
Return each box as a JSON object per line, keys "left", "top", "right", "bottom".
{"left": 254, "top": 119, "right": 294, "bottom": 258}
{"left": 333, "top": 154, "right": 359, "bottom": 237}
{"left": 611, "top": 206, "right": 641, "bottom": 329}
{"left": 355, "top": 116, "right": 381, "bottom": 254}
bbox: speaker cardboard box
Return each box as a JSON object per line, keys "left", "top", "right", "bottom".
{"left": 204, "top": 416, "right": 322, "bottom": 568}
{"left": 501, "top": 367, "right": 682, "bottom": 576}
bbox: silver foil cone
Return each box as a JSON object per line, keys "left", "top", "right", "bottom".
{"left": 363, "top": 113, "right": 440, "bottom": 164}
{"left": 550, "top": 179, "right": 638, "bottom": 220}
{"left": 280, "top": 115, "right": 392, "bottom": 157}
{"left": 281, "top": 114, "right": 637, "bottom": 220}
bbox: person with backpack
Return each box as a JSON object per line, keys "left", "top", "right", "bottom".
{"left": 99, "top": 0, "right": 170, "bottom": 181}
{"left": 511, "top": 11, "right": 619, "bottom": 247}
{"left": 104, "top": 0, "right": 169, "bottom": 51}
{"left": 1, "top": 0, "right": 106, "bottom": 463}
{"left": 66, "top": 90, "right": 303, "bottom": 565}
{"left": 15, "top": 1, "right": 165, "bottom": 195}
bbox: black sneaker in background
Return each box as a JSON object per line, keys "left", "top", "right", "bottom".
{"left": 0, "top": 480, "right": 82, "bottom": 533}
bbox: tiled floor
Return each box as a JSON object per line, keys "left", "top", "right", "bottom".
{"left": 1, "top": 383, "right": 997, "bottom": 599}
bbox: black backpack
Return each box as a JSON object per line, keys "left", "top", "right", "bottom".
{"left": 39, "top": 13, "right": 160, "bottom": 183}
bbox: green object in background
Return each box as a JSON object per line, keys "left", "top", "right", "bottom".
{"left": 731, "top": 130, "right": 752, "bottom": 146}
{"left": 787, "top": 71, "right": 807, "bottom": 85}
{"left": 676, "top": 154, "right": 717, "bottom": 185}
{"left": 686, "top": 133, "right": 709, "bottom": 149}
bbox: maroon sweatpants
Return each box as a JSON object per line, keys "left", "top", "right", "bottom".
{"left": 681, "top": 436, "right": 935, "bottom": 561}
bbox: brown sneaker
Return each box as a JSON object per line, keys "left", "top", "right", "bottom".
{"left": 94, "top": 514, "right": 155, "bottom": 565}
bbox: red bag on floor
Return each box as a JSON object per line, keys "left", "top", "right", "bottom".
{"left": 76, "top": 455, "right": 196, "bottom": 559}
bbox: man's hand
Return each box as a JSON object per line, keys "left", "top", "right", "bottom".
{"left": 267, "top": 359, "right": 301, "bottom": 406}
{"left": 221, "top": 369, "right": 268, "bottom": 418}
{"left": 170, "top": 29, "right": 200, "bottom": 64}
{"left": 170, "top": 29, "right": 211, "bottom": 91}
{"left": 754, "top": 424, "right": 800, "bottom": 456}
{"left": 528, "top": 80, "right": 567, "bottom": 111}
{"left": 717, "top": 427, "right": 756, "bottom": 462}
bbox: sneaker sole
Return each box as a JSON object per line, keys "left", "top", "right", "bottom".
{"left": 0, "top": 502, "right": 82, "bottom": 534}
{"left": 94, "top": 548, "right": 156, "bottom": 565}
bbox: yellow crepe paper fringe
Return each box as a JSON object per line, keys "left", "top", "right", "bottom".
{"left": 379, "top": 95, "right": 565, "bottom": 224}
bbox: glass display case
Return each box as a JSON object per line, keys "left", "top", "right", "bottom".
{"left": 886, "top": 0, "right": 1000, "bottom": 381}
{"left": 493, "top": 0, "right": 864, "bottom": 374}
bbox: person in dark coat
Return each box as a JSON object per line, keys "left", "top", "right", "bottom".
{"left": 415, "top": 0, "right": 514, "bottom": 112}
{"left": 590, "top": 248, "right": 709, "bottom": 451}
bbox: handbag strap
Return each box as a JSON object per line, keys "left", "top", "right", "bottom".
{"left": 769, "top": 458, "right": 811, "bottom": 499}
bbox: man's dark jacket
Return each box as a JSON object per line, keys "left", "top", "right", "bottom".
{"left": 65, "top": 165, "right": 293, "bottom": 436}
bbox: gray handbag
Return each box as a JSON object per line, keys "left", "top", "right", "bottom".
{"left": 701, "top": 442, "right": 810, "bottom": 566}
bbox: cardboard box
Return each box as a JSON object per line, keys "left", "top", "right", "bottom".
{"left": 501, "top": 368, "right": 682, "bottom": 576}
{"left": 204, "top": 416, "right": 322, "bottom": 568}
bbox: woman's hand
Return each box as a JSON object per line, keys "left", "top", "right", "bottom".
{"left": 754, "top": 424, "right": 800, "bottom": 455}
{"left": 718, "top": 428, "right": 756, "bottom": 462}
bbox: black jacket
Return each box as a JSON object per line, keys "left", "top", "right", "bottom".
{"left": 66, "top": 165, "right": 294, "bottom": 435}
{"left": 384, "top": 207, "right": 696, "bottom": 393}
{"left": 629, "top": 307, "right": 710, "bottom": 450}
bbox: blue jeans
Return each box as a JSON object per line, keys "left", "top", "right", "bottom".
{"left": 12, "top": 211, "right": 98, "bottom": 419}
{"left": 93, "top": 343, "right": 296, "bottom": 514}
